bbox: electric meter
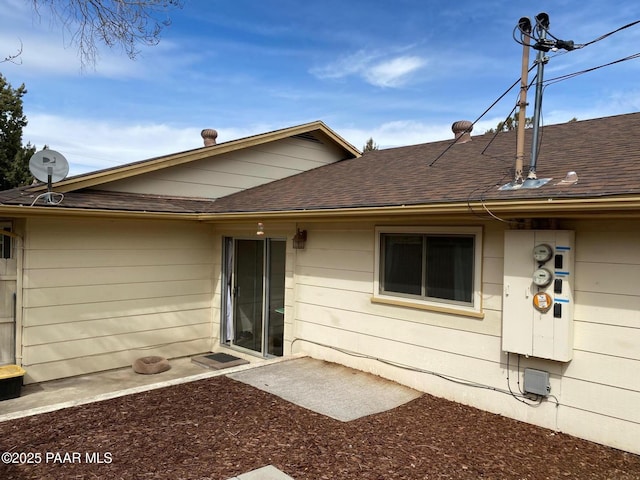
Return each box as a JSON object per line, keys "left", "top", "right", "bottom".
{"left": 533, "top": 267, "right": 553, "bottom": 287}
{"left": 533, "top": 243, "right": 553, "bottom": 263}
{"left": 533, "top": 292, "right": 553, "bottom": 313}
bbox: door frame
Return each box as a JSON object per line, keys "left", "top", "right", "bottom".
{"left": 0, "top": 222, "right": 17, "bottom": 365}
{"left": 221, "top": 236, "right": 286, "bottom": 357}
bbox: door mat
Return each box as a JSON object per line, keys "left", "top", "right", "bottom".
{"left": 191, "top": 352, "right": 249, "bottom": 370}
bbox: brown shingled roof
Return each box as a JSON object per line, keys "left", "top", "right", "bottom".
{"left": 208, "top": 112, "right": 640, "bottom": 213}
{"left": 2, "top": 113, "right": 639, "bottom": 216}
{"left": 0, "top": 188, "right": 215, "bottom": 214}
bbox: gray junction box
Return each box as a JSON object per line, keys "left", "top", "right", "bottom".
{"left": 523, "top": 368, "right": 551, "bottom": 396}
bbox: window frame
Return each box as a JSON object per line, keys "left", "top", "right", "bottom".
{"left": 373, "top": 226, "right": 483, "bottom": 316}
{"left": 0, "top": 222, "right": 12, "bottom": 260}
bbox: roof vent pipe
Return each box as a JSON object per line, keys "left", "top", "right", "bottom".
{"left": 201, "top": 129, "right": 218, "bottom": 146}
{"left": 451, "top": 120, "right": 473, "bottom": 144}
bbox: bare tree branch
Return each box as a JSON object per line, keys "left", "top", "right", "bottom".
{"left": 2, "top": 40, "right": 24, "bottom": 65}
{"left": 30, "top": 0, "right": 183, "bottom": 68}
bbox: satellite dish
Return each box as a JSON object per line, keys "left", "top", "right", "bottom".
{"left": 28, "top": 149, "right": 69, "bottom": 205}
{"left": 29, "top": 149, "right": 69, "bottom": 183}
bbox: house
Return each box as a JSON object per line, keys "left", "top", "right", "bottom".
{"left": 1, "top": 113, "right": 639, "bottom": 456}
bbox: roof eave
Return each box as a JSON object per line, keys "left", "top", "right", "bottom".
{"left": 0, "top": 204, "right": 202, "bottom": 221}
{"left": 2, "top": 195, "right": 640, "bottom": 222}
{"left": 196, "top": 196, "right": 640, "bottom": 222}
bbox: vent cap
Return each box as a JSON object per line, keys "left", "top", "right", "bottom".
{"left": 451, "top": 120, "right": 473, "bottom": 144}
{"left": 201, "top": 129, "right": 218, "bottom": 146}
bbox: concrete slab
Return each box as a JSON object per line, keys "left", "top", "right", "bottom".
{"left": 228, "top": 465, "right": 295, "bottom": 480}
{"left": 0, "top": 354, "right": 289, "bottom": 421}
{"left": 227, "top": 357, "right": 421, "bottom": 421}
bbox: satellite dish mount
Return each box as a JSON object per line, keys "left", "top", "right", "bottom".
{"left": 28, "top": 149, "right": 69, "bottom": 205}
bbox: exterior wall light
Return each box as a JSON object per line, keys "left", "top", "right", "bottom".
{"left": 292, "top": 228, "right": 307, "bottom": 249}
{"left": 256, "top": 222, "right": 265, "bottom": 236}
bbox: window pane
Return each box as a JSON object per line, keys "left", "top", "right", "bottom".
{"left": 382, "top": 235, "right": 422, "bottom": 295}
{"left": 1, "top": 228, "right": 10, "bottom": 259}
{"left": 426, "top": 236, "right": 474, "bottom": 303}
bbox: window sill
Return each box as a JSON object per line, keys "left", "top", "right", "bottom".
{"left": 371, "top": 295, "right": 485, "bottom": 319}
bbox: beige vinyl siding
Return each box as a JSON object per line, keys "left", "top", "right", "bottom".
{"left": 558, "top": 221, "right": 640, "bottom": 452}
{"left": 20, "top": 217, "right": 215, "bottom": 383}
{"left": 291, "top": 219, "right": 640, "bottom": 455}
{"left": 99, "top": 137, "right": 345, "bottom": 198}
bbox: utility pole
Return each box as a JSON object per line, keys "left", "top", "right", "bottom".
{"left": 514, "top": 17, "right": 532, "bottom": 185}
{"left": 500, "top": 12, "right": 575, "bottom": 191}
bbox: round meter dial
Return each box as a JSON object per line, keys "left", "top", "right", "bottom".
{"left": 533, "top": 267, "right": 553, "bottom": 287}
{"left": 533, "top": 243, "right": 553, "bottom": 263}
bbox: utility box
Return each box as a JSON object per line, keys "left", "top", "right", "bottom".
{"left": 502, "top": 230, "right": 575, "bottom": 362}
{"left": 523, "top": 368, "right": 551, "bottom": 396}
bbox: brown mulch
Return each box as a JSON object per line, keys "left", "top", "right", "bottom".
{"left": 1, "top": 375, "right": 639, "bottom": 479}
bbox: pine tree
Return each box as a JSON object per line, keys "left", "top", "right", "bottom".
{"left": 363, "top": 137, "right": 379, "bottom": 153}
{"left": 486, "top": 114, "right": 533, "bottom": 134}
{"left": 0, "top": 73, "right": 34, "bottom": 189}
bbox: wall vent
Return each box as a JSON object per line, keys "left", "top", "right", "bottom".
{"left": 292, "top": 132, "right": 323, "bottom": 144}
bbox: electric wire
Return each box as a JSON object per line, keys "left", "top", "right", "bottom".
{"left": 479, "top": 104, "right": 518, "bottom": 157}
{"left": 429, "top": 63, "right": 537, "bottom": 168}
{"left": 29, "top": 192, "right": 64, "bottom": 206}
{"left": 506, "top": 352, "right": 543, "bottom": 406}
{"left": 512, "top": 24, "right": 532, "bottom": 47}
{"left": 480, "top": 72, "right": 538, "bottom": 157}
{"left": 465, "top": 170, "right": 518, "bottom": 225}
{"left": 517, "top": 354, "right": 560, "bottom": 407}
{"left": 516, "top": 353, "right": 526, "bottom": 394}
{"left": 543, "top": 52, "right": 640, "bottom": 87}
{"left": 577, "top": 19, "right": 640, "bottom": 49}
{"left": 480, "top": 197, "right": 514, "bottom": 224}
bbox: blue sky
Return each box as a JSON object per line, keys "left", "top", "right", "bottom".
{"left": 1, "top": 0, "right": 640, "bottom": 175}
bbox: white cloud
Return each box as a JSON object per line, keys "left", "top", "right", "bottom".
{"left": 339, "top": 120, "right": 454, "bottom": 149}
{"left": 22, "top": 114, "right": 279, "bottom": 176}
{"left": 363, "top": 56, "right": 427, "bottom": 87}
{"left": 311, "top": 49, "right": 427, "bottom": 88}
{"left": 310, "top": 50, "right": 378, "bottom": 80}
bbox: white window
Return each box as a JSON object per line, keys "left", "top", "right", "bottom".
{"left": 374, "top": 226, "right": 483, "bottom": 314}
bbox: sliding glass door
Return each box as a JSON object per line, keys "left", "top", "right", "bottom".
{"left": 233, "top": 239, "right": 264, "bottom": 352}
{"left": 223, "top": 237, "right": 285, "bottom": 357}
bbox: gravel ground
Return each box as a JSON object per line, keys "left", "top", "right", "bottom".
{"left": 0, "top": 374, "right": 639, "bottom": 479}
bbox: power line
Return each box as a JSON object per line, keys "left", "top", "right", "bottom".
{"left": 577, "top": 19, "right": 640, "bottom": 49}
{"left": 428, "top": 65, "right": 536, "bottom": 167}
{"left": 543, "top": 52, "right": 640, "bottom": 87}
